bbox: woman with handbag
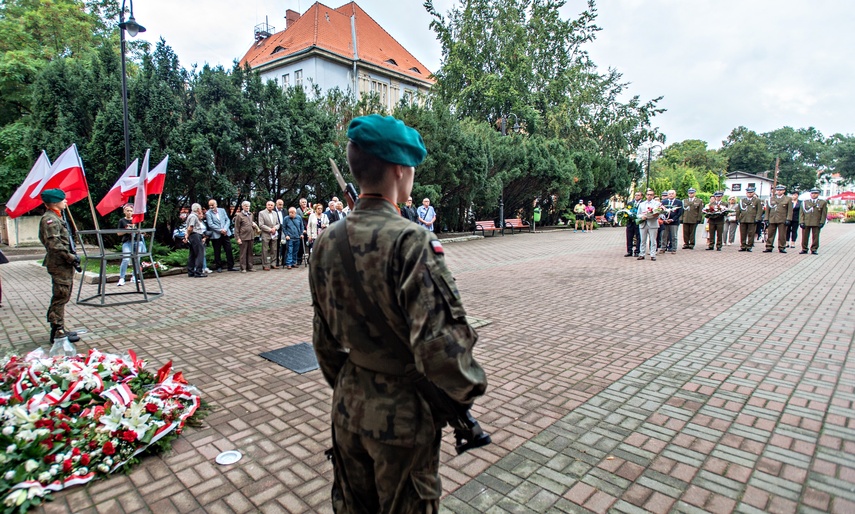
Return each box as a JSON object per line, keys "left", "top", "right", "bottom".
{"left": 306, "top": 203, "right": 330, "bottom": 262}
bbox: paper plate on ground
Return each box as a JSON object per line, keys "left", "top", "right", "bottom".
{"left": 215, "top": 451, "right": 242, "bottom": 465}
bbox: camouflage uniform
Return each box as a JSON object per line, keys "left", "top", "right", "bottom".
{"left": 38, "top": 209, "right": 76, "bottom": 333}
{"left": 309, "top": 196, "right": 487, "bottom": 513}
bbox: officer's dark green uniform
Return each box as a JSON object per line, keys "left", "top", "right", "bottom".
{"left": 706, "top": 192, "right": 726, "bottom": 251}
{"left": 799, "top": 188, "right": 828, "bottom": 254}
{"left": 764, "top": 185, "right": 794, "bottom": 253}
{"left": 736, "top": 187, "right": 763, "bottom": 251}
{"left": 38, "top": 189, "right": 79, "bottom": 343}
{"left": 309, "top": 115, "right": 487, "bottom": 513}
{"left": 681, "top": 189, "right": 704, "bottom": 249}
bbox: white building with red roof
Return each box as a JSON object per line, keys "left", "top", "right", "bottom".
{"left": 240, "top": 2, "right": 434, "bottom": 108}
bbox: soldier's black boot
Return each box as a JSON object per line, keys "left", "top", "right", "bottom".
{"left": 49, "top": 324, "right": 59, "bottom": 344}
{"left": 58, "top": 325, "right": 80, "bottom": 343}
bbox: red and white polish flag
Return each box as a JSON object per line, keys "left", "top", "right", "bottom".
{"left": 132, "top": 149, "right": 150, "bottom": 223}
{"left": 95, "top": 158, "right": 139, "bottom": 216}
{"left": 145, "top": 154, "right": 168, "bottom": 195}
{"left": 5, "top": 150, "right": 51, "bottom": 218}
{"left": 29, "top": 144, "right": 89, "bottom": 206}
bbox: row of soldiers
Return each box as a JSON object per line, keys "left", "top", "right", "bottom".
{"left": 626, "top": 184, "right": 829, "bottom": 259}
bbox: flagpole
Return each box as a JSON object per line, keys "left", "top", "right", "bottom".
{"left": 86, "top": 191, "right": 101, "bottom": 231}
{"left": 152, "top": 193, "right": 162, "bottom": 231}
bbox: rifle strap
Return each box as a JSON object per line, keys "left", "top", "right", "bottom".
{"left": 331, "top": 219, "right": 423, "bottom": 382}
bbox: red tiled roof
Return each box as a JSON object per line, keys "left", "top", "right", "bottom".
{"left": 240, "top": 1, "right": 434, "bottom": 84}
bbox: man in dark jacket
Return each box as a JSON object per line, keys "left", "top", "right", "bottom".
{"left": 281, "top": 207, "right": 304, "bottom": 268}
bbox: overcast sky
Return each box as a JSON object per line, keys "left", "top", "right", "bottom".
{"left": 129, "top": 0, "right": 855, "bottom": 149}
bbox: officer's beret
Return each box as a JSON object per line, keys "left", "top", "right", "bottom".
{"left": 687, "top": 188, "right": 696, "bottom": 193}
{"left": 347, "top": 115, "right": 427, "bottom": 167}
{"left": 41, "top": 189, "right": 66, "bottom": 204}
{"left": 714, "top": 191, "right": 724, "bottom": 197}
{"left": 746, "top": 187, "right": 755, "bottom": 193}
{"left": 775, "top": 185, "right": 786, "bottom": 190}
{"left": 810, "top": 188, "right": 820, "bottom": 193}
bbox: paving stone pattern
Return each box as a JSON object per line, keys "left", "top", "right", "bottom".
{"left": 0, "top": 224, "right": 852, "bottom": 513}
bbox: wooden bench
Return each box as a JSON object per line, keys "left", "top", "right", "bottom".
{"left": 503, "top": 218, "right": 531, "bottom": 234}
{"left": 473, "top": 220, "right": 503, "bottom": 237}
{"left": 595, "top": 215, "right": 608, "bottom": 226}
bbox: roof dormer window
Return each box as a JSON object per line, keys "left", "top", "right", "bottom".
{"left": 385, "top": 59, "right": 398, "bottom": 66}
{"left": 272, "top": 46, "right": 287, "bottom": 54}
{"left": 409, "top": 67, "right": 421, "bottom": 74}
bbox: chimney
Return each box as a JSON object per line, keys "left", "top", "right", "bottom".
{"left": 286, "top": 9, "right": 300, "bottom": 28}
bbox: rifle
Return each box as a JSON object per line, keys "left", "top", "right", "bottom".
{"left": 62, "top": 211, "right": 82, "bottom": 272}
{"left": 405, "top": 366, "right": 491, "bottom": 454}
{"left": 329, "top": 158, "right": 359, "bottom": 209}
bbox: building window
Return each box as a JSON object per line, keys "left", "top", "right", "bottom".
{"left": 282, "top": 74, "right": 290, "bottom": 88}
{"left": 748, "top": 183, "right": 755, "bottom": 189}
{"left": 295, "top": 69, "right": 303, "bottom": 89}
{"left": 731, "top": 183, "right": 742, "bottom": 191}
{"left": 369, "top": 79, "right": 388, "bottom": 107}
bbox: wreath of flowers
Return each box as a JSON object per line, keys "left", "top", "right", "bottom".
{"left": 1, "top": 349, "right": 206, "bottom": 513}
{"left": 702, "top": 203, "right": 728, "bottom": 218}
{"left": 636, "top": 205, "right": 664, "bottom": 224}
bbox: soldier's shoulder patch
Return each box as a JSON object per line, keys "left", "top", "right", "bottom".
{"left": 430, "top": 240, "right": 444, "bottom": 255}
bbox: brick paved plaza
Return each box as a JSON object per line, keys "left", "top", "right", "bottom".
{"left": 1, "top": 224, "right": 854, "bottom": 513}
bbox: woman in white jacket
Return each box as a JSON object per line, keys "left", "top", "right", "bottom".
{"left": 307, "top": 203, "right": 329, "bottom": 245}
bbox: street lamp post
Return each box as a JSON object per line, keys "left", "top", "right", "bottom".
{"left": 645, "top": 143, "right": 663, "bottom": 192}
{"left": 118, "top": 0, "right": 146, "bottom": 170}
{"left": 498, "top": 113, "right": 520, "bottom": 225}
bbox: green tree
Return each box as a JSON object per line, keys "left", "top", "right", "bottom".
{"left": 700, "top": 171, "right": 721, "bottom": 193}
{"left": 763, "top": 126, "right": 825, "bottom": 191}
{"left": 677, "top": 167, "right": 700, "bottom": 198}
{"left": 721, "top": 126, "right": 772, "bottom": 174}
{"left": 826, "top": 133, "right": 855, "bottom": 182}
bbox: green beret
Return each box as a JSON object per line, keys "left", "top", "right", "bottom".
{"left": 347, "top": 115, "right": 427, "bottom": 167}
{"left": 41, "top": 189, "right": 66, "bottom": 204}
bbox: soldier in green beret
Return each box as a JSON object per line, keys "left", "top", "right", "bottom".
{"left": 38, "top": 189, "right": 81, "bottom": 343}
{"left": 309, "top": 114, "right": 488, "bottom": 512}
{"left": 799, "top": 188, "right": 828, "bottom": 254}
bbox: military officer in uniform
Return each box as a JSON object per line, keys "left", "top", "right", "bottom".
{"left": 799, "top": 188, "right": 828, "bottom": 254}
{"left": 38, "top": 189, "right": 81, "bottom": 344}
{"left": 705, "top": 191, "right": 727, "bottom": 251}
{"left": 736, "top": 187, "right": 763, "bottom": 251}
{"left": 309, "top": 115, "right": 488, "bottom": 513}
{"left": 681, "top": 188, "right": 704, "bottom": 249}
{"left": 764, "top": 184, "right": 793, "bottom": 253}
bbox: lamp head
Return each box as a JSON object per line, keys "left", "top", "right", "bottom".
{"left": 120, "top": 16, "right": 146, "bottom": 37}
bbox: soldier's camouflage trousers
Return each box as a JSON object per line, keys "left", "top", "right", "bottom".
{"left": 330, "top": 425, "right": 441, "bottom": 514}
{"left": 47, "top": 271, "right": 74, "bottom": 327}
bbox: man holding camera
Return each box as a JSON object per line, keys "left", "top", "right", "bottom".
{"left": 38, "top": 188, "right": 81, "bottom": 344}
{"left": 309, "top": 115, "right": 488, "bottom": 513}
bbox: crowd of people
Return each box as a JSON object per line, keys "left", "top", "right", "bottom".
{"left": 160, "top": 194, "right": 440, "bottom": 279}
{"left": 623, "top": 185, "right": 829, "bottom": 261}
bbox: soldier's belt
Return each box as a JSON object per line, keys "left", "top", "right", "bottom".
{"left": 347, "top": 351, "right": 408, "bottom": 377}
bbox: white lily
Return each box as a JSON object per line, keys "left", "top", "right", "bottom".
{"left": 98, "top": 405, "right": 126, "bottom": 432}
{"left": 121, "top": 403, "right": 152, "bottom": 439}
{"left": 24, "top": 459, "right": 39, "bottom": 473}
